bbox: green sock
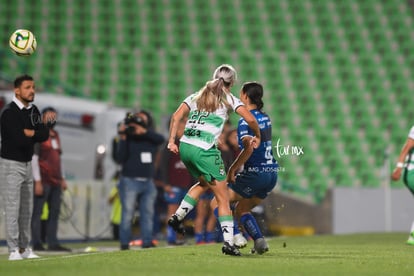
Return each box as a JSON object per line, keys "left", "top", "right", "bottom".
{"left": 219, "top": 215, "right": 234, "bottom": 245}
{"left": 175, "top": 194, "right": 197, "bottom": 220}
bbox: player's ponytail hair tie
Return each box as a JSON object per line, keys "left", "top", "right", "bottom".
{"left": 218, "top": 77, "right": 231, "bottom": 87}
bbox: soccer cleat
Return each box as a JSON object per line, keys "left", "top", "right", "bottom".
{"left": 142, "top": 242, "right": 157, "bottom": 249}
{"left": 252, "top": 238, "right": 269, "bottom": 255}
{"left": 48, "top": 245, "right": 72, "bottom": 252}
{"left": 167, "top": 214, "right": 186, "bottom": 235}
{"left": 20, "top": 248, "right": 40, "bottom": 259}
{"left": 222, "top": 242, "right": 241, "bottom": 256}
{"left": 168, "top": 240, "right": 186, "bottom": 246}
{"left": 406, "top": 239, "right": 414, "bottom": 245}
{"left": 33, "top": 244, "right": 46, "bottom": 251}
{"left": 8, "top": 250, "right": 23, "bottom": 261}
{"left": 234, "top": 233, "right": 248, "bottom": 248}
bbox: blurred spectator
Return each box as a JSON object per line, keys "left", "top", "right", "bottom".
{"left": 194, "top": 191, "right": 217, "bottom": 244}
{"left": 31, "top": 107, "right": 71, "bottom": 252}
{"left": 108, "top": 183, "right": 121, "bottom": 241}
{"left": 115, "top": 110, "right": 164, "bottom": 250}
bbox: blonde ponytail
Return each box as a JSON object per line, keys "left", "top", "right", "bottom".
{"left": 195, "top": 78, "right": 231, "bottom": 112}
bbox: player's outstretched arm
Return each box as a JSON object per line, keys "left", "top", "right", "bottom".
{"left": 227, "top": 136, "right": 254, "bottom": 183}
{"left": 235, "top": 106, "right": 260, "bottom": 148}
{"left": 391, "top": 137, "right": 414, "bottom": 181}
{"left": 167, "top": 103, "right": 189, "bottom": 154}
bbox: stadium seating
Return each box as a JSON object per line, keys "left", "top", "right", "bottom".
{"left": 0, "top": 0, "right": 413, "bottom": 202}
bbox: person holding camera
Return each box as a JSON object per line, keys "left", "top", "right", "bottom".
{"left": 115, "top": 110, "right": 165, "bottom": 250}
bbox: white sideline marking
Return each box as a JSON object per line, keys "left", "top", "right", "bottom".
{"left": 31, "top": 252, "right": 104, "bottom": 261}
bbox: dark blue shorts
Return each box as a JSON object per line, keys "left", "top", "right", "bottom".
{"left": 200, "top": 190, "right": 214, "bottom": 200}
{"left": 228, "top": 167, "right": 278, "bottom": 199}
{"left": 164, "top": 186, "right": 188, "bottom": 204}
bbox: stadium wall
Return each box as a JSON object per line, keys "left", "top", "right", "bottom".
{"left": 263, "top": 187, "right": 414, "bottom": 235}
{"left": 332, "top": 187, "right": 414, "bottom": 234}
{"left": 1, "top": 184, "right": 413, "bottom": 241}
{"left": 0, "top": 180, "right": 113, "bottom": 242}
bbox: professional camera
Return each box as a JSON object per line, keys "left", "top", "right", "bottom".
{"left": 124, "top": 112, "right": 147, "bottom": 128}
{"left": 118, "top": 112, "right": 147, "bottom": 135}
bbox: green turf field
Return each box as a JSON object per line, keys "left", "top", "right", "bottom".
{"left": 0, "top": 233, "right": 413, "bottom": 275}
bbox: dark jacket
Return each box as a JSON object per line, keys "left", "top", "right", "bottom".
{"left": 35, "top": 129, "right": 63, "bottom": 186}
{"left": 1, "top": 102, "right": 49, "bottom": 162}
{"left": 116, "top": 130, "right": 164, "bottom": 178}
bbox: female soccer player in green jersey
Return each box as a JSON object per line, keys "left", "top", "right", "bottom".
{"left": 167, "top": 64, "right": 260, "bottom": 256}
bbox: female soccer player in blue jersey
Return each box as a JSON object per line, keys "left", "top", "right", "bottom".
{"left": 211, "top": 81, "right": 278, "bottom": 254}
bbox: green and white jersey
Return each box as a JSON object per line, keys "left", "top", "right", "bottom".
{"left": 180, "top": 92, "right": 243, "bottom": 150}
{"left": 406, "top": 126, "right": 414, "bottom": 171}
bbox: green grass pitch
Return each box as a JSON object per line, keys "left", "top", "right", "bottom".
{"left": 0, "top": 233, "right": 413, "bottom": 276}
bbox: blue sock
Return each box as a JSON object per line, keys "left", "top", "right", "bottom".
{"left": 233, "top": 218, "right": 241, "bottom": 235}
{"left": 213, "top": 207, "right": 219, "bottom": 218}
{"left": 205, "top": 231, "right": 216, "bottom": 243}
{"left": 215, "top": 225, "right": 223, "bottom": 242}
{"left": 167, "top": 225, "right": 176, "bottom": 244}
{"left": 195, "top": 232, "right": 204, "bottom": 244}
{"left": 213, "top": 208, "right": 223, "bottom": 242}
{"left": 240, "top": 213, "right": 262, "bottom": 240}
